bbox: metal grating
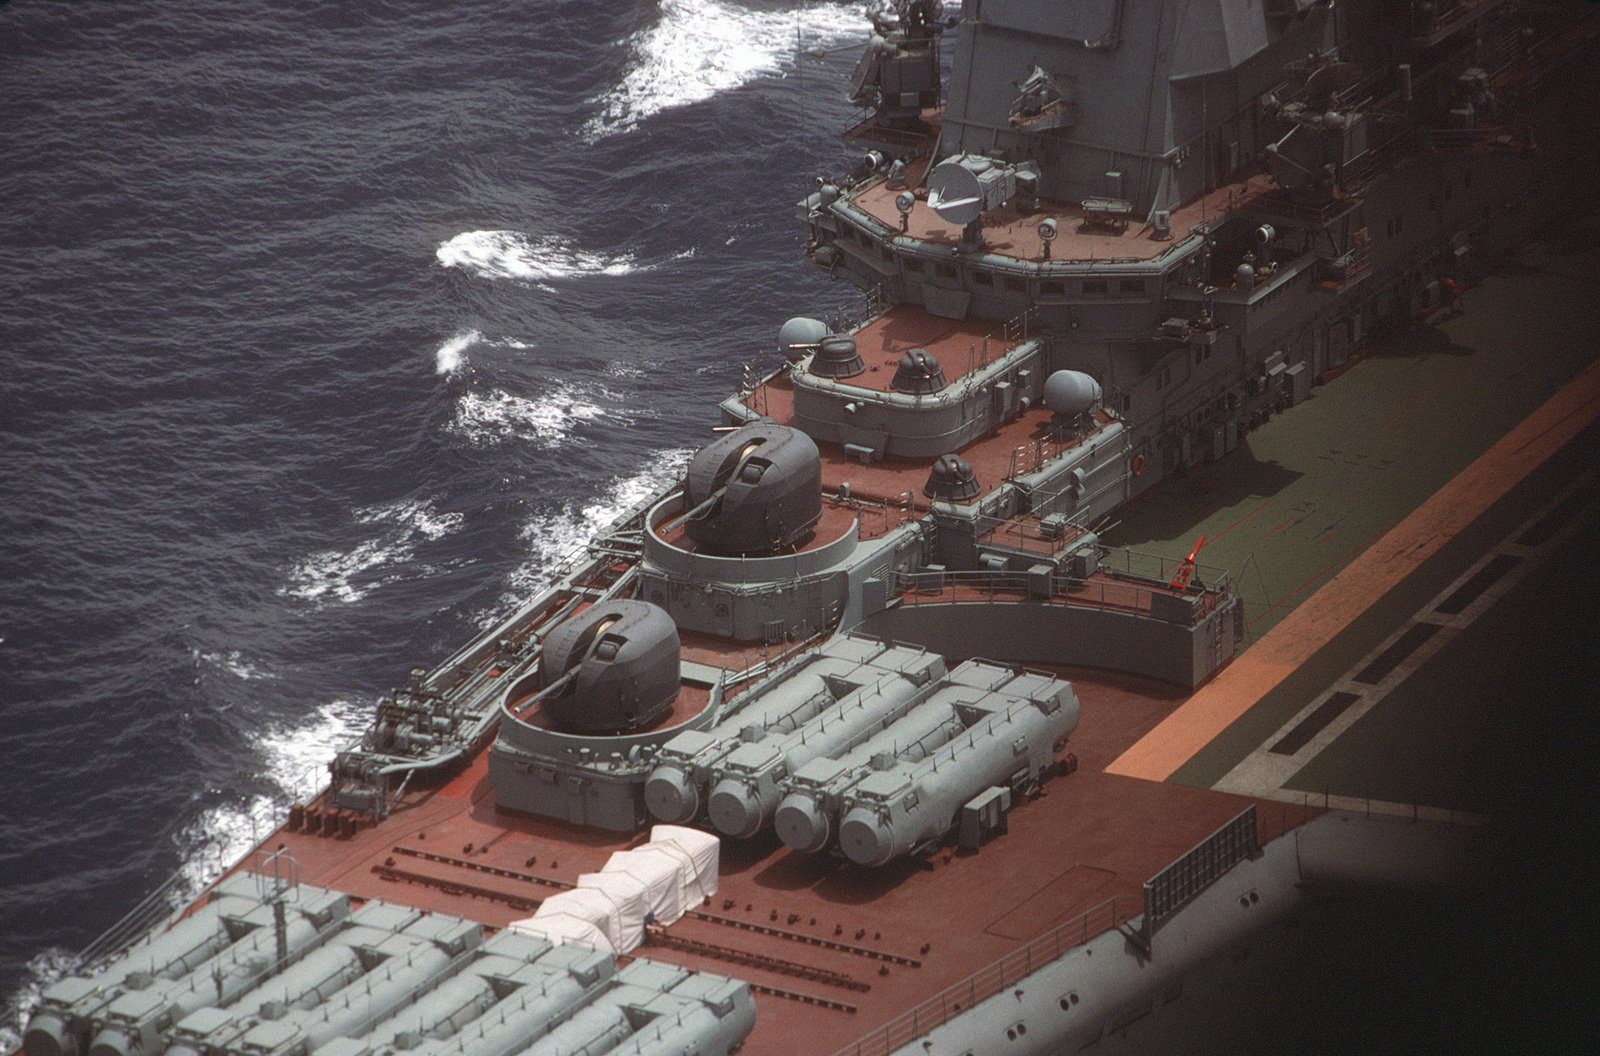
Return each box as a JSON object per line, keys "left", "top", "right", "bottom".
{"left": 1142, "top": 805, "right": 1258, "bottom": 939}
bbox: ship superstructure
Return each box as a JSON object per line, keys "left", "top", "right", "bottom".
{"left": 814, "top": 0, "right": 1574, "bottom": 489}
{"left": 20, "top": 3, "right": 1600, "bottom": 1056}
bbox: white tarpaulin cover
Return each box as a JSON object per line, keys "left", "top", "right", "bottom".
{"left": 649, "top": 824, "right": 719, "bottom": 901}
{"left": 536, "top": 888, "right": 621, "bottom": 944}
{"left": 506, "top": 912, "right": 615, "bottom": 954}
{"left": 601, "top": 847, "right": 686, "bottom": 925}
{"left": 577, "top": 870, "right": 650, "bottom": 952}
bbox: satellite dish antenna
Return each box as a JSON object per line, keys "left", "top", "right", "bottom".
{"left": 926, "top": 160, "right": 984, "bottom": 226}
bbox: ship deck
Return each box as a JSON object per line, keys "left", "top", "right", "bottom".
{"left": 225, "top": 230, "right": 1600, "bottom": 1056}
{"left": 251, "top": 666, "right": 1307, "bottom": 1056}
{"left": 850, "top": 168, "right": 1285, "bottom": 264}
{"left": 741, "top": 303, "right": 1111, "bottom": 511}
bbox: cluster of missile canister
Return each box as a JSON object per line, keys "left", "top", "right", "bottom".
{"left": 643, "top": 639, "right": 1080, "bottom": 866}
{"left": 23, "top": 873, "right": 753, "bottom": 1056}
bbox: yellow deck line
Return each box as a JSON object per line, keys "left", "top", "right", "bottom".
{"left": 1106, "top": 357, "right": 1600, "bottom": 783}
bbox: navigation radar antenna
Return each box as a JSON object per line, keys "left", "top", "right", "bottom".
{"left": 253, "top": 847, "right": 300, "bottom": 969}
{"left": 927, "top": 159, "right": 984, "bottom": 243}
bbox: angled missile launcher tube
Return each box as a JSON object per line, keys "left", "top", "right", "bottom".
{"left": 604, "top": 1003, "right": 737, "bottom": 1056}
{"left": 506, "top": 1000, "right": 632, "bottom": 1056}
{"left": 643, "top": 654, "right": 874, "bottom": 824}
{"left": 24, "top": 883, "right": 756, "bottom": 1056}
{"left": 81, "top": 893, "right": 351, "bottom": 1056}
{"left": 774, "top": 688, "right": 974, "bottom": 853}
{"left": 224, "top": 926, "right": 463, "bottom": 1056}
{"left": 387, "top": 940, "right": 615, "bottom": 1056}
{"left": 22, "top": 874, "right": 338, "bottom": 1056}
{"left": 836, "top": 676, "right": 1080, "bottom": 866}
{"left": 160, "top": 903, "right": 463, "bottom": 1056}
{"left": 706, "top": 667, "right": 937, "bottom": 838}
{"left": 572, "top": 963, "right": 756, "bottom": 1056}
{"left": 336, "top": 972, "right": 499, "bottom": 1053}
{"left": 644, "top": 641, "right": 944, "bottom": 825}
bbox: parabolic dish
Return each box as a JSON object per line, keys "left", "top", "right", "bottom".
{"left": 926, "top": 159, "right": 984, "bottom": 225}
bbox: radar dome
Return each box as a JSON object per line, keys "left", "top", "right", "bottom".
{"left": 778, "top": 317, "right": 829, "bottom": 358}
{"left": 1043, "top": 370, "right": 1102, "bottom": 417}
{"left": 538, "top": 600, "right": 680, "bottom": 734}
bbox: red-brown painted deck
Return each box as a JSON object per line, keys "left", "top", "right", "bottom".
{"left": 851, "top": 171, "right": 1281, "bottom": 264}
{"left": 743, "top": 308, "right": 1117, "bottom": 511}
{"left": 250, "top": 667, "right": 1306, "bottom": 1056}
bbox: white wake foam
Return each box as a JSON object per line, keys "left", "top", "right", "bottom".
{"left": 2, "top": 949, "right": 79, "bottom": 1053}
{"left": 0, "top": 694, "right": 377, "bottom": 1050}
{"left": 170, "top": 696, "right": 374, "bottom": 913}
{"left": 281, "top": 498, "right": 464, "bottom": 605}
{"left": 583, "top": 0, "right": 867, "bottom": 138}
{"left": 436, "top": 229, "right": 638, "bottom": 284}
{"left": 448, "top": 384, "right": 620, "bottom": 448}
{"left": 198, "top": 649, "right": 274, "bottom": 682}
{"left": 482, "top": 447, "right": 693, "bottom": 626}
{"left": 435, "top": 329, "right": 478, "bottom": 374}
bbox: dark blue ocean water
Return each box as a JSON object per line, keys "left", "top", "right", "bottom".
{"left": 0, "top": 0, "right": 870, "bottom": 1037}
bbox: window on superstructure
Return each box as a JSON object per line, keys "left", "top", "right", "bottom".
{"left": 1004, "top": 277, "right": 1027, "bottom": 293}
{"left": 1083, "top": 279, "right": 1108, "bottom": 295}
{"left": 973, "top": 271, "right": 993, "bottom": 286}
{"left": 936, "top": 263, "right": 957, "bottom": 279}
{"left": 1040, "top": 280, "right": 1065, "bottom": 295}
{"left": 1444, "top": 181, "right": 1453, "bottom": 203}
{"left": 1429, "top": 192, "right": 1439, "bottom": 211}
{"left": 1119, "top": 279, "right": 1146, "bottom": 294}
{"left": 906, "top": 259, "right": 925, "bottom": 273}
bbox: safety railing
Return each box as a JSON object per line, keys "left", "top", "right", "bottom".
{"left": 890, "top": 566, "right": 1229, "bottom": 625}
{"left": 828, "top": 895, "right": 1140, "bottom": 1056}
{"left": 972, "top": 513, "right": 1082, "bottom": 557}
{"left": 1142, "top": 806, "right": 1258, "bottom": 945}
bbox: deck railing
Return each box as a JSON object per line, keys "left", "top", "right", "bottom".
{"left": 891, "top": 566, "right": 1228, "bottom": 625}
{"left": 828, "top": 895, "right": 1140, "bottom": 1056}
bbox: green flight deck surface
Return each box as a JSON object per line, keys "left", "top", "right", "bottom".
{"left": 1283, "top": 480, "right": 1600, "bottom": 813}
{"left": 1164, "top": 416, "right": 1600, "bottom": 796}
{"left": 1102, "top": 223, "right": 1600, "bottom": 798}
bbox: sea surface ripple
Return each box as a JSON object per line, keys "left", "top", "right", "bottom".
{"left": 0, "top": 0, "right": 864, "bottom": 1039}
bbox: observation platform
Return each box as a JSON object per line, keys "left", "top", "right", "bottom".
{"left": 849, "top": 172, "right": 1281, "bottom": 264}
{"left": 739, "top": 305, "right": 1117, "bottom": 511}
